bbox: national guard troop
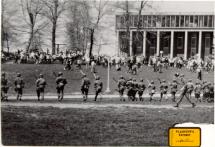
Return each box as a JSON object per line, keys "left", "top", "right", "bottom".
{"left": 170, "top": 79, "right": 178, "bottom": 102}
{"left": 1, "top": 72, "right": 9, "bottom": 101}
{"left": 94, "top": 75, "right": 103, "bottom": 101}
{"left": 175, "top": 79, "right": 196, "bottom": 108}
{"left": 117, "top": 75, "right": 126, "bottom": 101}
{"left": 159, "top": 79, "right": 168, "bottom": 102}
{"left": 132, "top": 78, "right": 138, "bottom": 101}
{"left": 202, "top": 81, "right": 210, "bottom": 102}
{"left": 138, "top": 78, "right": 146, "bottom": 101}
{"left": 14, "top": 73, "right": 25, "bottom": 101}
{"left": 81, "top": 74, "right": 91, "bottom": 101}
{"left": 126, "top": 77, "right": 133, "bottom": 101}
{"left": 55, "top": 72, "right": 67, "bottom": 101}
{"left": 148, "top": 80, "right": 156, "bottom": 102}
{"left": 36, "top": 74, "right": 47, "bottom": 101}
{"left": 194, "top": 81, "right": 202, "bottom": 102}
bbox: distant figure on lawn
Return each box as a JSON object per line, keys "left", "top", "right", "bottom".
{"left": 1, "top": 72, "right": 9, "bottom": 101}
{"left": 14, "top": 73, "right": 25, "bottom": 101}
{"left": 36, "top": 74, "right": 47, "bottom": 101}
{"left": 94, "top": 76, "right": 103, "bottom": 101}
{"left": 81, "top": 74, "right": 91, "bottom": 102}
{"left": 56, "top": 72, "right": 67, "bottom": 101}
{"left": 117, "top": 75, "right": 126, "bottom": 101}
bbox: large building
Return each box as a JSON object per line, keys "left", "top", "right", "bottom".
{"left": 115, "top": 13, "right": 215, "bottom": 59}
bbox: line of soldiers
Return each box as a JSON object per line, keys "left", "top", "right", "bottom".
{"left": 116, "top": 74, "right": 214, "bottom": 107}
{"left": 1, "top": 71, "right": 103, "bottom": 102}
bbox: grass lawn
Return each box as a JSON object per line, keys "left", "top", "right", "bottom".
{"left": 1, "top": 64, "right": 214, "bottom": 95}
{"left": 1, "top": 105, "right": 214, "bottom": 146}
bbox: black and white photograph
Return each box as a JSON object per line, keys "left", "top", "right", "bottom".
{"left": 1, "top": 0, "right": 214, "bottom": 146}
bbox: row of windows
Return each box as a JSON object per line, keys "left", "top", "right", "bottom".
{"left": 116, "top": 15, "right": 214, "bottom": 28}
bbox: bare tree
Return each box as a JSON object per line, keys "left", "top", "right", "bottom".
{"left": 20, "top": 0, "right": 47, "bottom": 52}
{"left": 1, "top": 0, "right": 18, "bottom": 53}
{"left": 85, "top": 0, "right": 109, "bottom": 58}
{"left": 41, "top": 0, "right": 67, "bottom": 55}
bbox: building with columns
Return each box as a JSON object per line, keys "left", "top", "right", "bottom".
{"left": 116, "top": 13, "right": 214, "bottom": 60}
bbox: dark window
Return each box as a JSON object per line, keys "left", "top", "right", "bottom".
{"left": 152, "top": 16, "right": 156, "bottom": 27}
{"left": 166, "top": 16, "right": 170, "bottom": 27}
{"left": 176, "top": 16, "right": 179, "bottom": 27}
{"left": 190, "top": 16, "right": 193, "bottom": 27}
{"left": 194, "top": 16, "right": 198, "bottom": 27}
{"left": 180, "top": 16, "right": 184, "bottom": 27}
{"left": 177, "top": 37, "right": 183, "bottom": 49}
{"left": 156, "top": 15, "right": 161, "bottom": 27}
{"left": 148, "top": 16, "right": 151, "bottom": 27}
{"left": 208, "top": 15, "right": 212, "bottom": 27}
{"left": 143, "top": 16, "right": 147, "bottom": 27}
{"left": 204, "top": 15, "right": 208, "bottom": 27}
{"left": 162, "top": 16, "right": 165, "bottom": 27}
{"left": 134, "top": 16, "right": 138, "bottom": 27}
{"left": 199, "top": 16, "right": 203, "bottom": 27}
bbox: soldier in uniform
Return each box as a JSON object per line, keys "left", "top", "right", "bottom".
{"left": 148, "top": 80, "right": 156, "bottom": 102}
{"left": 194, "top": 81, "right": 202, "bottom": 102}
{"left": 126, "top": 77, "right": 133, "bottom": 101}
{"left": 159, "top": 79, "right": 168, "bottom": 102}
{"left": 56, "top": 72, "right": 67, "bottom": 101}
{"left": 138, "top": 78, "right": 146, "bottom": 101}
{"left": 132, "top": 78, "right": 138, "bottom": 101}
{"left": 170, "top": 79, "right": 178, "bottom": 102}
{"left": 94, "top": 76, "right": 103, "bottom": 101}
{"left": 1, "top": 72, "right": 9, "bottom": 101}
{"left": 81, "top": 74, "right": 91, "bottom": 101}
{"left": 175, "top": 79, "right": 196, "bottom": 108}
{"left": 14, "top": 73, "right": 25, "bottom": 101}
{"left": 208, "top": 82, "right": 214, "bottom": 103}
{"left": 36, "top": 74, "right": 47, "bottom": 101}
{"left": 117, "top": 75, "right": 126, "bottom": 101}
{"left": 202, "top": 81, "right": 210, "bottom": 102}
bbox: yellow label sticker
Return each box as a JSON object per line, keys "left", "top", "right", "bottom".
{"left": 169, "top": 127, "right": 201, "bottom": 147}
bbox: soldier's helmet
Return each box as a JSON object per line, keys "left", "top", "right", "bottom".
{"left": 39, "top": 74, "right": 43, "bottom": 78}
{"left": 2, "top": 72, "right": 5, "bottom": 77}
{"left": 17, "top": 73, "right": 21, "bottom": 77}
{"left": 58, "top": 72, "right": 63, "bottom": 76}
{"left": 96, "top": 76, "right": 100, "bottom": 80}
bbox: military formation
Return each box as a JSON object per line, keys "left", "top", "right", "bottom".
{"left": 1, "top": 71, "right": 214, "bottom": 107}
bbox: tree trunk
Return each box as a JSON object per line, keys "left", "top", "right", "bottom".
{"left": 26, "top": 26, "right": 34, "bottom": 53}
{"left": 89, "top": 29, "right": 94, "bottom": 58}
{"left": 52, "top": 21, "right": 56, "bottom": 55}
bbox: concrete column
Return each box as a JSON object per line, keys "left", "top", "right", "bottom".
{"left": 142, "top": 31, "right": 146, "bottom": 57}
{"left": 156, "top": 31, "right": 160, "bottom": 56}
{"left": 170, "top": 31, "right": 174, "bottom": 59}
{"left": 129, "top": 30, "right": 133, "bottom": 56}
{"left": 184, "top": 31, "right": 188, "bottom": 60}
{"left": 198, "top": 31, "right": 202, "bottom": 59}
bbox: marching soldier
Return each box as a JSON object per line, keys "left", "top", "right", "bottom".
{"left": 1, "top": 72, "right": 9, "bottom": 101}
{"left": 81, "top": 74, "right": 91, "bottom": 101}
{"left": 194, "top": 81, "right": 202, "bottom": 102}
{"left": 36, "top": 74, "right": 46, "bottom": 101}
{"left": 174, "top": 79, "right": 196, "bottom": 108}
{"left": 202, "top": 81, "right": 210, "bottom": 102}
{"left": 159, "top": 79, "right": 168, "bottom": 102}
{"left": 132, "top": 78, "right": 138, "bottom": 101}
{"left": 148, "top": 80, "right": 156, "bottom": 102}
{"left": 126, "top": 77, "right": 133, "bottom": 101}
{"left": 117, "top": 75, "right": 126, "bottom": 101}
{"left": 56, "top": 72, "right": 67, "bottom": 101}
{"left": 170, "top": 79, "right": 178, "bottom": 102}
{"left": 138, "top": 78, "right": 146, "bottom": 101}
{"left": 14, "top": 73, "right": 25, "bottom": 101}
{"left": 208, "top": 82, "right": 214, "bottom": 103}
{"left": 94, "top": 76, "right": 103, "bottom": 101}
